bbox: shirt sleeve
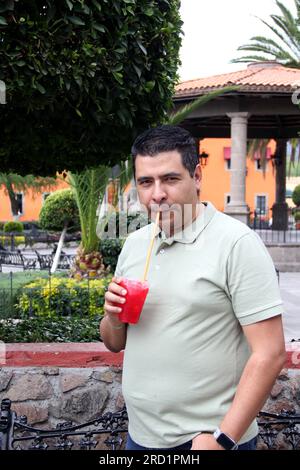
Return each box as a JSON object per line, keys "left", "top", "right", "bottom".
{"left": 226, "top": 231, "right": 284, "bottom": 326}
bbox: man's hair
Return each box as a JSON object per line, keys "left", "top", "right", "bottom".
{"left": 131, "top": 125, "right": 198, "bottom": 178}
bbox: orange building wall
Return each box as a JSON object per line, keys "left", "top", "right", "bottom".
{"left": 0, "top": 178, "right": 69, "bottom": 222}
{"left": 200, "top": 138, "right": 276, "bottom": 219}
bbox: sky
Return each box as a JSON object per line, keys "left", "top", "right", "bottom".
{"left": 179, "top": 0, "right": 296, "bottom": 81}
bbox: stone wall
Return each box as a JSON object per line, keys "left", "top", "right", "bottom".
{"left": 267, "top": 244, "right": 300, "bottom": 272}
{"left": 1, "top": 342, "right": 300, "bottom": 450}
{"left": 0, "top": 366, "right": 124, "bottom": 428}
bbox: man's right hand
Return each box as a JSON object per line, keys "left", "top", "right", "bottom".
{"left": 104, "top": 277, "right": 127, "bottom": 327}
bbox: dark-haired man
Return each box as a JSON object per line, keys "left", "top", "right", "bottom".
{"left": 100, "top": 125, "right": 286, "bottom": 451}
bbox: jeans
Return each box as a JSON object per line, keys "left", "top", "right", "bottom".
{"left": 125, "top": 433, "right": 257, "bottom": 451}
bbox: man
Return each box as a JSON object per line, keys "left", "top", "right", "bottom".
{"left": 100, "top": 125, "right": 286, "bottom": 451}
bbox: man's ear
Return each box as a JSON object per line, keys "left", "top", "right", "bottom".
{"left": 194, "top": 164, "right": 202, "bottom": 191}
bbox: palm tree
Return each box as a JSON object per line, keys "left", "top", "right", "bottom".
{"left": 232, "top": 0, "right": 300, "bottom": 67}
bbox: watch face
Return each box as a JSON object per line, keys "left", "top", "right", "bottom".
{"left": 216, "top": 432, "right": 236, "bottom": 450}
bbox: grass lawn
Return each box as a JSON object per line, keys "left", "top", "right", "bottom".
{"left": 0, "top": 270, "right": 67, "bottom": 290}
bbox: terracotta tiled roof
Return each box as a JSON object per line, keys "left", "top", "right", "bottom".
{"left": 175, "top": 63, "right": 300, "bottom": 98}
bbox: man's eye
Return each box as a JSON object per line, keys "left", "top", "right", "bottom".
{"left": 166, "top": 177, "right": 178, "bottom": 182}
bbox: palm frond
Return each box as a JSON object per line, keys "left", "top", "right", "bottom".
{"left": 233, "top": 0, "right": 300, "bottom": 66}
{"left": 169, "top": 86, "right": 239, "bottom": 125}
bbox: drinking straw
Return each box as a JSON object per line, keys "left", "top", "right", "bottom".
{"left": 142, "top": 211, "right": 160, "bottom": 282}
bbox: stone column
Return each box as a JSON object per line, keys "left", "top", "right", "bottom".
{"left": 225, "top": 112, "right": 250, "bottom": 225}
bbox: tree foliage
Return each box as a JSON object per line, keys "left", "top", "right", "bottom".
{"left": 0, "top": 0, "right": 182, "bottom": 175}
{"left": 39, "top": 188, "right": 80, "bottom": 231}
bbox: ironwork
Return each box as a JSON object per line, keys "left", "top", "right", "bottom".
{"left": 0, "top": 250, "right": 36, "bottom": 272}
{"left": 1, "top": 398, "right": 300, "bottom": 450}
{"left": 0, "top": 399, "right": 128, "bottom": 450}
{"left": 258, "top": 410, "right": 300, "bottom": 450}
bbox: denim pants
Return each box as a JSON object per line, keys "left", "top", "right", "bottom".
{"left": 126, "top": 433, "right": 257, "bottom": 451}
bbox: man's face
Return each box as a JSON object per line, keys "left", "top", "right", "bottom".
{"left": 135, "top": 150, "right": 201, "bottom": 235}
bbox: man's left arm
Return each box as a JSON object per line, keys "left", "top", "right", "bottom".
{"left": 192, "top": 314, "right": 286, "bottom": 450}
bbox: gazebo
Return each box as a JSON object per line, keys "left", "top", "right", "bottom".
{"left": 174, "top": 62, "right": 300, "bottom": 229}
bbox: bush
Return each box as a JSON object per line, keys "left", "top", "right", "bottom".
{"left": 292, "top": 185, "right": 300, "bottom": 207}
{"left": 3, "top": 221, "right": 23, "bottom": 233}
{"left": 0, "top": 222, "right": 5, "bottom": 231}
{"left": 100, "top": 239, "right": 124, "bottom": 273}
{"left": 295, "top": 212, "right": 300, "bottom": 222}
{"left": 39, "top": 189, "right": 80, "bottom": 232}
{"left": 0, "top": 235, "right": 25, "bottom": 247}
{"left": 16, "top": 276, "right": 112, "bottom": 318}
{"left": 0, "top": 316, "right": 102, "bottom": 342}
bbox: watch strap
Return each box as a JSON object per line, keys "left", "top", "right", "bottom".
{"left": 213, "top": 427, "right": 238, "bottom": 450}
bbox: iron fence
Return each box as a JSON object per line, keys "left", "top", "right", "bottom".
{"left": 253, "top": 228, "right": 300, "bottom": 244}
{"left": 0, "top": 272, "right": 105, "bottom": 319}
{"left": 0, "top": 399, "right": 299, "bottom": 450}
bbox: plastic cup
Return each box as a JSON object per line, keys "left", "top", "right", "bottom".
{"left": 117, "top": 279, "right": 149, "bottom": 324}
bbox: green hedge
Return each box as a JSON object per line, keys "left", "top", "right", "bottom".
{"left": 0, "top": 316, "right": 103, "bottom": 342}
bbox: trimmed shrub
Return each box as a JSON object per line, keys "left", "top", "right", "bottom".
{"left": 3, "top": 221, "right": 23, "bottom": 233}
{"left": 294, "top": 212, "right": 300, "bottom": 222}
{"left": 39, "top": 189, "right": 80, "bottom": 232}
{"left": 16, "top": 276, "right": 112, "bottom": 318}
{"left": 292, "top": 185, "right": 300, "bottom": 207}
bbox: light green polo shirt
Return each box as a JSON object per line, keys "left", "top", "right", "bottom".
{"left": 115, "top": 201, "right": 283, "bottom": 448}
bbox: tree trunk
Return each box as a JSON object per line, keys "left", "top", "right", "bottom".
{"left": 7, "top": 188, "right": 19, "bottom": 219}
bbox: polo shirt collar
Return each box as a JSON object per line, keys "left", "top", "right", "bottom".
{"left": 154, "top": 201, "right": 216, "bottom": 248}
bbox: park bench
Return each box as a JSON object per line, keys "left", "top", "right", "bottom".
{"left": 0, "top": 250, "right": 36, "bottom": 272}
{"left": 35, "top": 251, "right": 75, "bottom": 270}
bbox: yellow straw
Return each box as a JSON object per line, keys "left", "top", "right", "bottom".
{"left": 142, "top": 211, "right": 160, "bottom": 282}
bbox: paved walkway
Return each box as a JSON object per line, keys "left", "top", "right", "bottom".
{"left": 280, "top": 273, "right": 300, "bottom": 342}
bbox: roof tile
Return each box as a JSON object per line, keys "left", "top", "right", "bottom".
{"left": 175, "top": 63, "right": 300, "bottom": 97}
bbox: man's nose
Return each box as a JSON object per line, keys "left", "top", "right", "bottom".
{"left": 151, "top": 182, "right": 167, "bottom": 204}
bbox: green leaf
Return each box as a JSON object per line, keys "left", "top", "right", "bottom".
{"left": 36, "top": 83, "right": 46, "bottom": 94}
{"left": 0, "top": 16, "right": 8, "bottom": 25}
{"left": 144, "top": 8, "right": 154, "bottom": 16}
{"left": 144, "top": 81, "right": 155, "bottom": 92}
{"left": 91, "top": 0, "right": 102, "bottom": 12}
{"left": 112, "top": 72, "right": 123, "bottom": 84}
{"left": 68, "top": 16, "right": 85, "bottom": 26}
{"left": 76, "top": 109, "right": 82, "bottom": 118}
{"left": 92, "top": 23, "right": 105, "bottom": 33}
{"left": 15, "top": 60, "right": 26, "bottom": 67}
{"left": 111, "top": 63, "right": 123, "bottom": 72}
{"left": 137, "top": 40, "right": 147, "bottom": 55}
{"left": 65, "top": 0, "right": 73, "bottom": 11}
{"left": 133, "top": 64, "right": 142, "bottom": 78}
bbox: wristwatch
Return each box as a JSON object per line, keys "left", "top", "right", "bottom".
{"left": 213, "top": 427, "right": 238, "bottom": 450}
